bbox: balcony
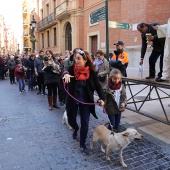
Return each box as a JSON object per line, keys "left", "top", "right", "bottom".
{"left": 37, "top": 12, "right": 56, "bottom": 31}
{"left": 55, "top": 0, "right": 70, "bottom": 20}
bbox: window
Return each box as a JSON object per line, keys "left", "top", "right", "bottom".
{"left": 47, "top": 31, "right": 50, "bottom": 47}
{"left": 46, "top": 3, "right": 49, "bottom": 16}
{"left": 41, "top": 9, "right": 43, "bottom": 19}
{"left": 53, "top": 27, "right": 57, "bottom": 46}
{"left": 42, "top": 33, "right": 44, "bottom": 48}
{"left": 53, "top": 0, "right": 56, "bottom": 11}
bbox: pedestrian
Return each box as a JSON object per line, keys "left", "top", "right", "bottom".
{"left": 103, "top": 69, "right": 127, "bottom": 132}
{"left": 62, "top": 49, "right": 105, "bottom": 154}
{"left": 94, "top": 50, "right": 110, "bottom": 87}
{"left": 153, "top": 18, "right": 170, "bottom": 82}
{"left": 44, "top": 50, "right": 61, "bottom": 110}
{"left": 64, "top": 48, "right": 79, "bottom": 71}
{"left": 27, "top": 54, "right": 35, "bottom": 90}
{"left": 7, "top": 55, "right": 16, "bottom": 84}
{"left": 137, "top": 22, "right": 165, "bottom": 79}
{"left": 34, "top": 50, "right": 46, "bottom": 95}
{"left": 14, "top": 61, "right": 27, "bottom": 93}
{"left": 110, "top": 41, "right": 129, "bottom": 77}
{"left": 0, "top": 55, "right": 5, "bottom": 80}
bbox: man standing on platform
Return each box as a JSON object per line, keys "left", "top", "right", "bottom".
{"left": 137, "top": 23, "right": 165, "bottom": 80}
{"left": 153, "top": 18, "right": 170, "bottom": 82}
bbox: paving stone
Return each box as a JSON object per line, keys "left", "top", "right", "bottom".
{"left": 0, "top": 79, "right": 170, "bottom": 170}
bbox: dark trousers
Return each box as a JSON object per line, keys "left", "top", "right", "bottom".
{"left": 47, "top": 83, "right": 57, "bottom": 96}
{"left": 149, "top": 49, "right": 164, "bottom": 78}
{"left": 37, "top": 72, "right": 45, "bottom": 92}
{"left": 67, "top": 103, "right": 90, "bottom": 147}
{"left": 0, "top": 66, "right": 4, "bottom": 79}
{"left": 28, "top": 72, "right": 34, "bottom": 90}
{"left": 108, "top": 112, "right": 122, "bottom": 131}
{"left": 9, "top": 70, "right": 15, "bottom": 83}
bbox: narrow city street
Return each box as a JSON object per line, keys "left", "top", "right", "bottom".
{"left": 0, "top": 78, "right": 170, "bottom": 170}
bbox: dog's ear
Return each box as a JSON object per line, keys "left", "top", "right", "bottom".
{"left": 122, "top": 131, "right": 129, "bottom": 136}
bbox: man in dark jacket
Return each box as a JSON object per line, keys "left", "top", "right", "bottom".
{"left": 137, "top": 23, "right": 165, "bottom": 79}
{"left": 34, "top": 50, "right": 46, "bottom": 95}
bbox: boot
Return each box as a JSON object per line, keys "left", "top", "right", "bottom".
{"left": 52, "top": 95, "right": 60, "bottom": 108}
{"left": 48, "top": 96, "right": 53, "bottom": 110}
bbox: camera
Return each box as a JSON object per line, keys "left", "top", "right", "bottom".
{"left": 44, "top": 56, "right": 49, "bottom": 61}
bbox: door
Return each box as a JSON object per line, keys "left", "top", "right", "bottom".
{"left": 65, "top": 22, "right": 72, "bottom": 51}
{"left": 91, "top": 35, "right": 97, "bottom": 55}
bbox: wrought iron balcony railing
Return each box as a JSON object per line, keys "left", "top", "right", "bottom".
{"left": 37, "top": 12, "right": 56, "bottom": 30}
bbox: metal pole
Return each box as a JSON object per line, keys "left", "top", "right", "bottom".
{"left": 105, "top": 0, "right": 109, "bottom": 61}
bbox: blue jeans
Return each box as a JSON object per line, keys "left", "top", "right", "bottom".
{"left": 18, "top": 78, "right": 25, "bottom": 92}
{"left": 108, "top": 112, "right": 122, "bottom": 131}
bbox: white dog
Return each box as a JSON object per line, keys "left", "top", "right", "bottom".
{"left": 62, "top": 111, "right": 72, "bottom": 130}
{"left": 90, "top": 125, "right": 143, "bottom": 167}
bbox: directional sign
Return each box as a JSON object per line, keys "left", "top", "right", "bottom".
{"left": 109, "top": 21, "right": 131, "bottom": 30}
{"left": 90, "top": 6, "right": 106, "bottom": 24}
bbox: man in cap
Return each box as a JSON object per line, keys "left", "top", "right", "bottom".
{"left": 110, "top": 41, "right": 129, "bottom": 77}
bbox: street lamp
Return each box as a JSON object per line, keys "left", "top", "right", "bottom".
{"left": 30, "top": 15, "right": 37, "bottom": 53}
{"left": 17, "top": 43, "right": 20, "bottom": 54}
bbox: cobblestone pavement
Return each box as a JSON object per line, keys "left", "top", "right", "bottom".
{"left": 0, "top": 79, "right": 170, "bottom": 170}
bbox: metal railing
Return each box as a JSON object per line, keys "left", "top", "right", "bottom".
{"left": 37, "top": 12, "right": 56, "bottom": 30}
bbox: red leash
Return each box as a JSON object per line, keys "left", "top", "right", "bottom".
{"left": 63, "top": 80, "right": 107, "bottom": 114}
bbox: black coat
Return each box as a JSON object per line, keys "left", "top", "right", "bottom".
{"left": 66, "top": 66, "right": 105, "bottom": 119}
{"left": 44, "top": 66, "right": 60, "bottom": 85}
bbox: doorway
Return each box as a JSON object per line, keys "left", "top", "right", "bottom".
{"left": 65, "top": 22, "right": 72, "bottom": 51}
{"left": 91, "top": 35, "right": 98, "bottom": 55}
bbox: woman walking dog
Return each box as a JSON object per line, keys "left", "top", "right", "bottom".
{"left": 62, "top": 49, "right": 105, "bottom": 154}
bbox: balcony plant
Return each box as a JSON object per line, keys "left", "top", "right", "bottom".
{"left": 30, "top": 38, "right": 38, "bottom": 43}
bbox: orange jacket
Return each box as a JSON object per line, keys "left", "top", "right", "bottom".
{"left": 112, "top": 51, "right": 129, "bottom": 64}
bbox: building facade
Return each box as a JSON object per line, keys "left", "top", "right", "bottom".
{"left": 34, "top": 0, "right": 170, "bottom": 73}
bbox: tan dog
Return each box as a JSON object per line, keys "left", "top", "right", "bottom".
{"left": 62, "top": 111, "right": 72, "bottom": 130}
{"left": 90, "top": 125, "right": 143, "bottom": 167}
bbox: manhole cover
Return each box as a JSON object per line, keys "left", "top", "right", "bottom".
{"left": 134, "top": 96, "right": 151, "bottom": 100}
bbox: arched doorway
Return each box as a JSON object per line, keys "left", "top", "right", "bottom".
{"left": 65, "top": 22, "right": 72, "bottom": 51}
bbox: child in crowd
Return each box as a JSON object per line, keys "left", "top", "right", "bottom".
{"left": 15, "top": 61, "right": 27, "bottom": 93}
{"left": 103, "top": 69, "right": 127, "bottom": 132}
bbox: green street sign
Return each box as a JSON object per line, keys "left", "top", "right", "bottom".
{"left": 90, "top": 6, "right": 106, "bottom": 24}
{"left": 109, "top": 21, "right": 131, "bottom": 30}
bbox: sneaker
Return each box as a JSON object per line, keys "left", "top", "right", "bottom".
{"left": 145, "top": 76, "right": 155, "bottom": 79}
{"left": 156, "top": 77, "right": 169, "bottom": 82}
{"left": 37, "top": 91, "right": 41, "bottom": 95}
{"left": 20, "top": 91, "right": 22, "bottom": 94}
{"left": 22, "top": 90, "right": 26, "bottom": 93}
{"left": 13, "top": 82, "right": 16, "bottom": 84}
{"left": 80, "top": 145, "right": 90, "bottom": 154}
{"left": 42, "top": 92, "right": 47, "bottom": 95}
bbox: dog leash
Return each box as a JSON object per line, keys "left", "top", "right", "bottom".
{"left": 63, "top": 80, "right": 106, "bottom": 113}
{"left": 63, "top": 80, "right": 115, "bottom": 133}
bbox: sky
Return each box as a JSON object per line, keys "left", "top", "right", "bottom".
{"left": 0, "top": 0, "right": 23, "bottom": 48}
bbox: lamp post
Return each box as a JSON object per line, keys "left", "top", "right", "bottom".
{"left": 17, "top": 43, "right": 20, "bottom": 54}
{"left": 30, "top": 15, "right": 37, "bottom": 53}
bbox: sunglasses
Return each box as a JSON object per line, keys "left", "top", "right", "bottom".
{"left": 78, "top": 50, "right": 85, "bottom": 54}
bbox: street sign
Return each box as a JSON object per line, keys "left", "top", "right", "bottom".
{"left": 90, "top": 6, "right": 106, "bottom": 24}
{"left": 109, "top": 21, "right": 131, "bottom": 30}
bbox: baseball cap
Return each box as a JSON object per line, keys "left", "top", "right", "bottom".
{"left": 114, "top": 41, "right": 124, "bottom": 46}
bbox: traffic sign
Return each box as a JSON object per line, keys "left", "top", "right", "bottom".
{"left": 109, "top": 21, "right": 131, "bottom": 30}
{"left": 90, "top": 6, "right": 106, "bottom": 24}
